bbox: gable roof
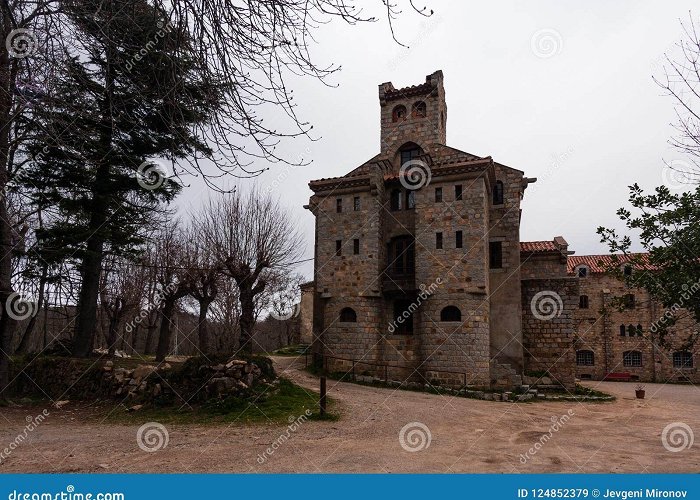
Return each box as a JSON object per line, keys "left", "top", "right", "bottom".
{"left": 567, "top": 253, "right": 654, "bottom": 274}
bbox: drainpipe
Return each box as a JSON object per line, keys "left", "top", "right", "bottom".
{"left": 602, "top": 289, "right": 609, "bottom": 376}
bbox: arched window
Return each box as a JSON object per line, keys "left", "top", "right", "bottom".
{"left": 440, "top": 306, "right": 461, "bottom": 322}
{"left": 398, "top": 142, "right": 422, "bottom": 167}
{"left": 392, "top": 105, "right": 407, "bottom": 122}
{"left": 627, "top": 324, "right": 635, "bottom": 336}
{"left": 339, "top": 307, "right": 357, "bottom": 323}
{"left": 636, "top": 324, "right": 643, "bottom": 337}
{"left": 576, "top": 350, "right": 594, "bottom": 366}
{"left": 673, "top": 351, "right": 693, "bottom": 368}
{"left": 411, "top": 101, "right": 426, "bottom": 118}
{"left": 623, "top": 265, "right": 633, "bottom": 277}
{"left": 492, "top": 180, "right": 504, "bottom": 205}
{"left": 619, "top": 325, "right": 626, "bottom": 336}
{"left": 623, "top": 350, "right": 642, "bottom": 367}
{"left": 390, "top": 189, "right": 402, "bottom": 211}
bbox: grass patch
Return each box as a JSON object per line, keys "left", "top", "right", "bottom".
{"left": 573, "top": 384, "right": 615, "bottom": 399}
{"left": 99, "top": 377, "right": 337, "bottom": 425}
{"left": 271, "top": 345, "right": 310, "bottom": 357}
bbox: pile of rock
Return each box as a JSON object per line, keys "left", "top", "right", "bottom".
{"left": 203, "top": 359, "right": 263, "bottom": 397}
{"left": 101, "top": 357, "right": 268, "bottom": 404}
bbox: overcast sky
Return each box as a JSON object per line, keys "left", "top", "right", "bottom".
{"left": 178, "top": 1, "right": 696, "bottom": 280}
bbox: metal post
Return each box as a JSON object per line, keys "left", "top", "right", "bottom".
{"left": 320, "top": 376, "right": 327, "bottom": 416}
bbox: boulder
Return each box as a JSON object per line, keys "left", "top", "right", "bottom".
{"left": 132, "top": 364, "right": 156, "bottom": 380}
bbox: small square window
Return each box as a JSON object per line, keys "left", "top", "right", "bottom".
{"left": 455, "top": 230, "right": 463, "bottom": 249}
{"left": 436, "top": 232, "right": 443, "bottom": 249}
{"left": 455, "top": 184, "right": 463, "bottom": 201}
{"left": 577, "top": 267, "right": 588, "bottom": 278}
{"left": 489, "top": 241, "right": 503, "bottom": 269}
{"left": 336, "top": 198, "right": 342, "bottom": 213}
{"left": 353, "top": 239, "right": 359, "bottom": 255}
{"left": 435, "top": 187, "right": 443, "bottom": 202}
{"left": 353, "top": 197, "right": 360, "bottom": 211}
{"left": 335, "top": 240, "right": 342, "bottom": 256}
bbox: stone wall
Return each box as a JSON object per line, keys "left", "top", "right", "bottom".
{"left": 10, "top": 355, "right": 274, "bottom": 405}
{"left": 521, "top": 278, "right": 578, "bottom": 389}
{"left": 573, "top": 273, "right": 700, "bottom": 383}
{"left": 488, "top": 163, "right": 525, "bottom": 372}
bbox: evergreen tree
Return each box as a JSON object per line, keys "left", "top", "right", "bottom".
{"left": 16, "top": 0, "right": 222, "bottom": 357}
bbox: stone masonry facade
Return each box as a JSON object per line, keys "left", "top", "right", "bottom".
{"left": 303, "top": 71, "right": 700, "bottom": 390}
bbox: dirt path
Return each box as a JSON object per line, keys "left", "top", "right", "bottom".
{"left": 1, "top": 356, "right": 698, "bottom": 472}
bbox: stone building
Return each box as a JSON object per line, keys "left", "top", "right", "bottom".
{"left": 569, "top": 254, "right": 700, "bottom": 384}
{"left": 303, "top": 70, "right": 700, "bottom": 390}
{"left": 305, "top": 71, "right": 578, "bottom": 390}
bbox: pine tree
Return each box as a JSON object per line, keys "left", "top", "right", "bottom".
{"left": 16, "top": 0, "right": 222, "bottom": 357}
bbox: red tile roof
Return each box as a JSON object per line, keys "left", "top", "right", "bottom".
{"left": 520, "top": 241, "right": 559, "bottom": 253}
{"left": 567, "top": 253, "right": 653, "bottom": 274}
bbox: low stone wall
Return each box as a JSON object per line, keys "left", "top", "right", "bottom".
{"left": 9, "top": 355, "right": 275, "bottom": 406}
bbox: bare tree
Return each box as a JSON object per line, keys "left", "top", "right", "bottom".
{"left": 654, "top": 12, "right": 700, "bottom": 183}
{"left": 99, "top": 255, "right": 146, "bottom": 356}
{"left": 183, "top": 224, "right": 222, "bottom": 355}
{"left": 208, "top": 273, "right": 240, "bottom": 353}
{"left": 146, "top": 219, "right": 193, "bottom": 362}
{"left": 197, "top": 189, "right": 303, "bottom": 354}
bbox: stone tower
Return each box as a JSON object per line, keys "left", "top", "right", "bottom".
{"left": 378, "top": 70, "right": 447, "bottom": 159}
{"left": 306, "top": 71, "right": 575, "bottom": 390}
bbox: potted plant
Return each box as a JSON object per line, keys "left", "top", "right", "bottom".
{"left": 635, "top": 384, "right": 645, "bottom": 399}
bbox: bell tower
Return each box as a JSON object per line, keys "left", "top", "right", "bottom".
{"left": 378, "top": 70, "right": 447, "bottom": 156}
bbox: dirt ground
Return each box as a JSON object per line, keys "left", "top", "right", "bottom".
{"left": 1, "top": 356, "right": 698, "bottom": 473}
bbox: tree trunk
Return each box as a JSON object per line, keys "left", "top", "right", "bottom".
{"left": 16, "top": 262, "right": 48, "bottom": 354}
{"left": 0, "top": 16, "right": 17, "bottom": 400}
{"left": 239, "top": 288, "right": 255, "bottom": 354}
{"left": 197, "top": 299, "right": 212, "bottom": 354}
{"left": 155, "top": 299, "right": 176, "bottom": 362}
{"left": 144, "top": 322, "right": 157, "bottom": 355}
{"left": 72, "top": 232, "right": 106, "bottom": 357}
{"left": 106, "top": 315, "right": 119, "bottom": 356}
{"left": 74, "top": 0, "right": 114, "bottom": 358}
